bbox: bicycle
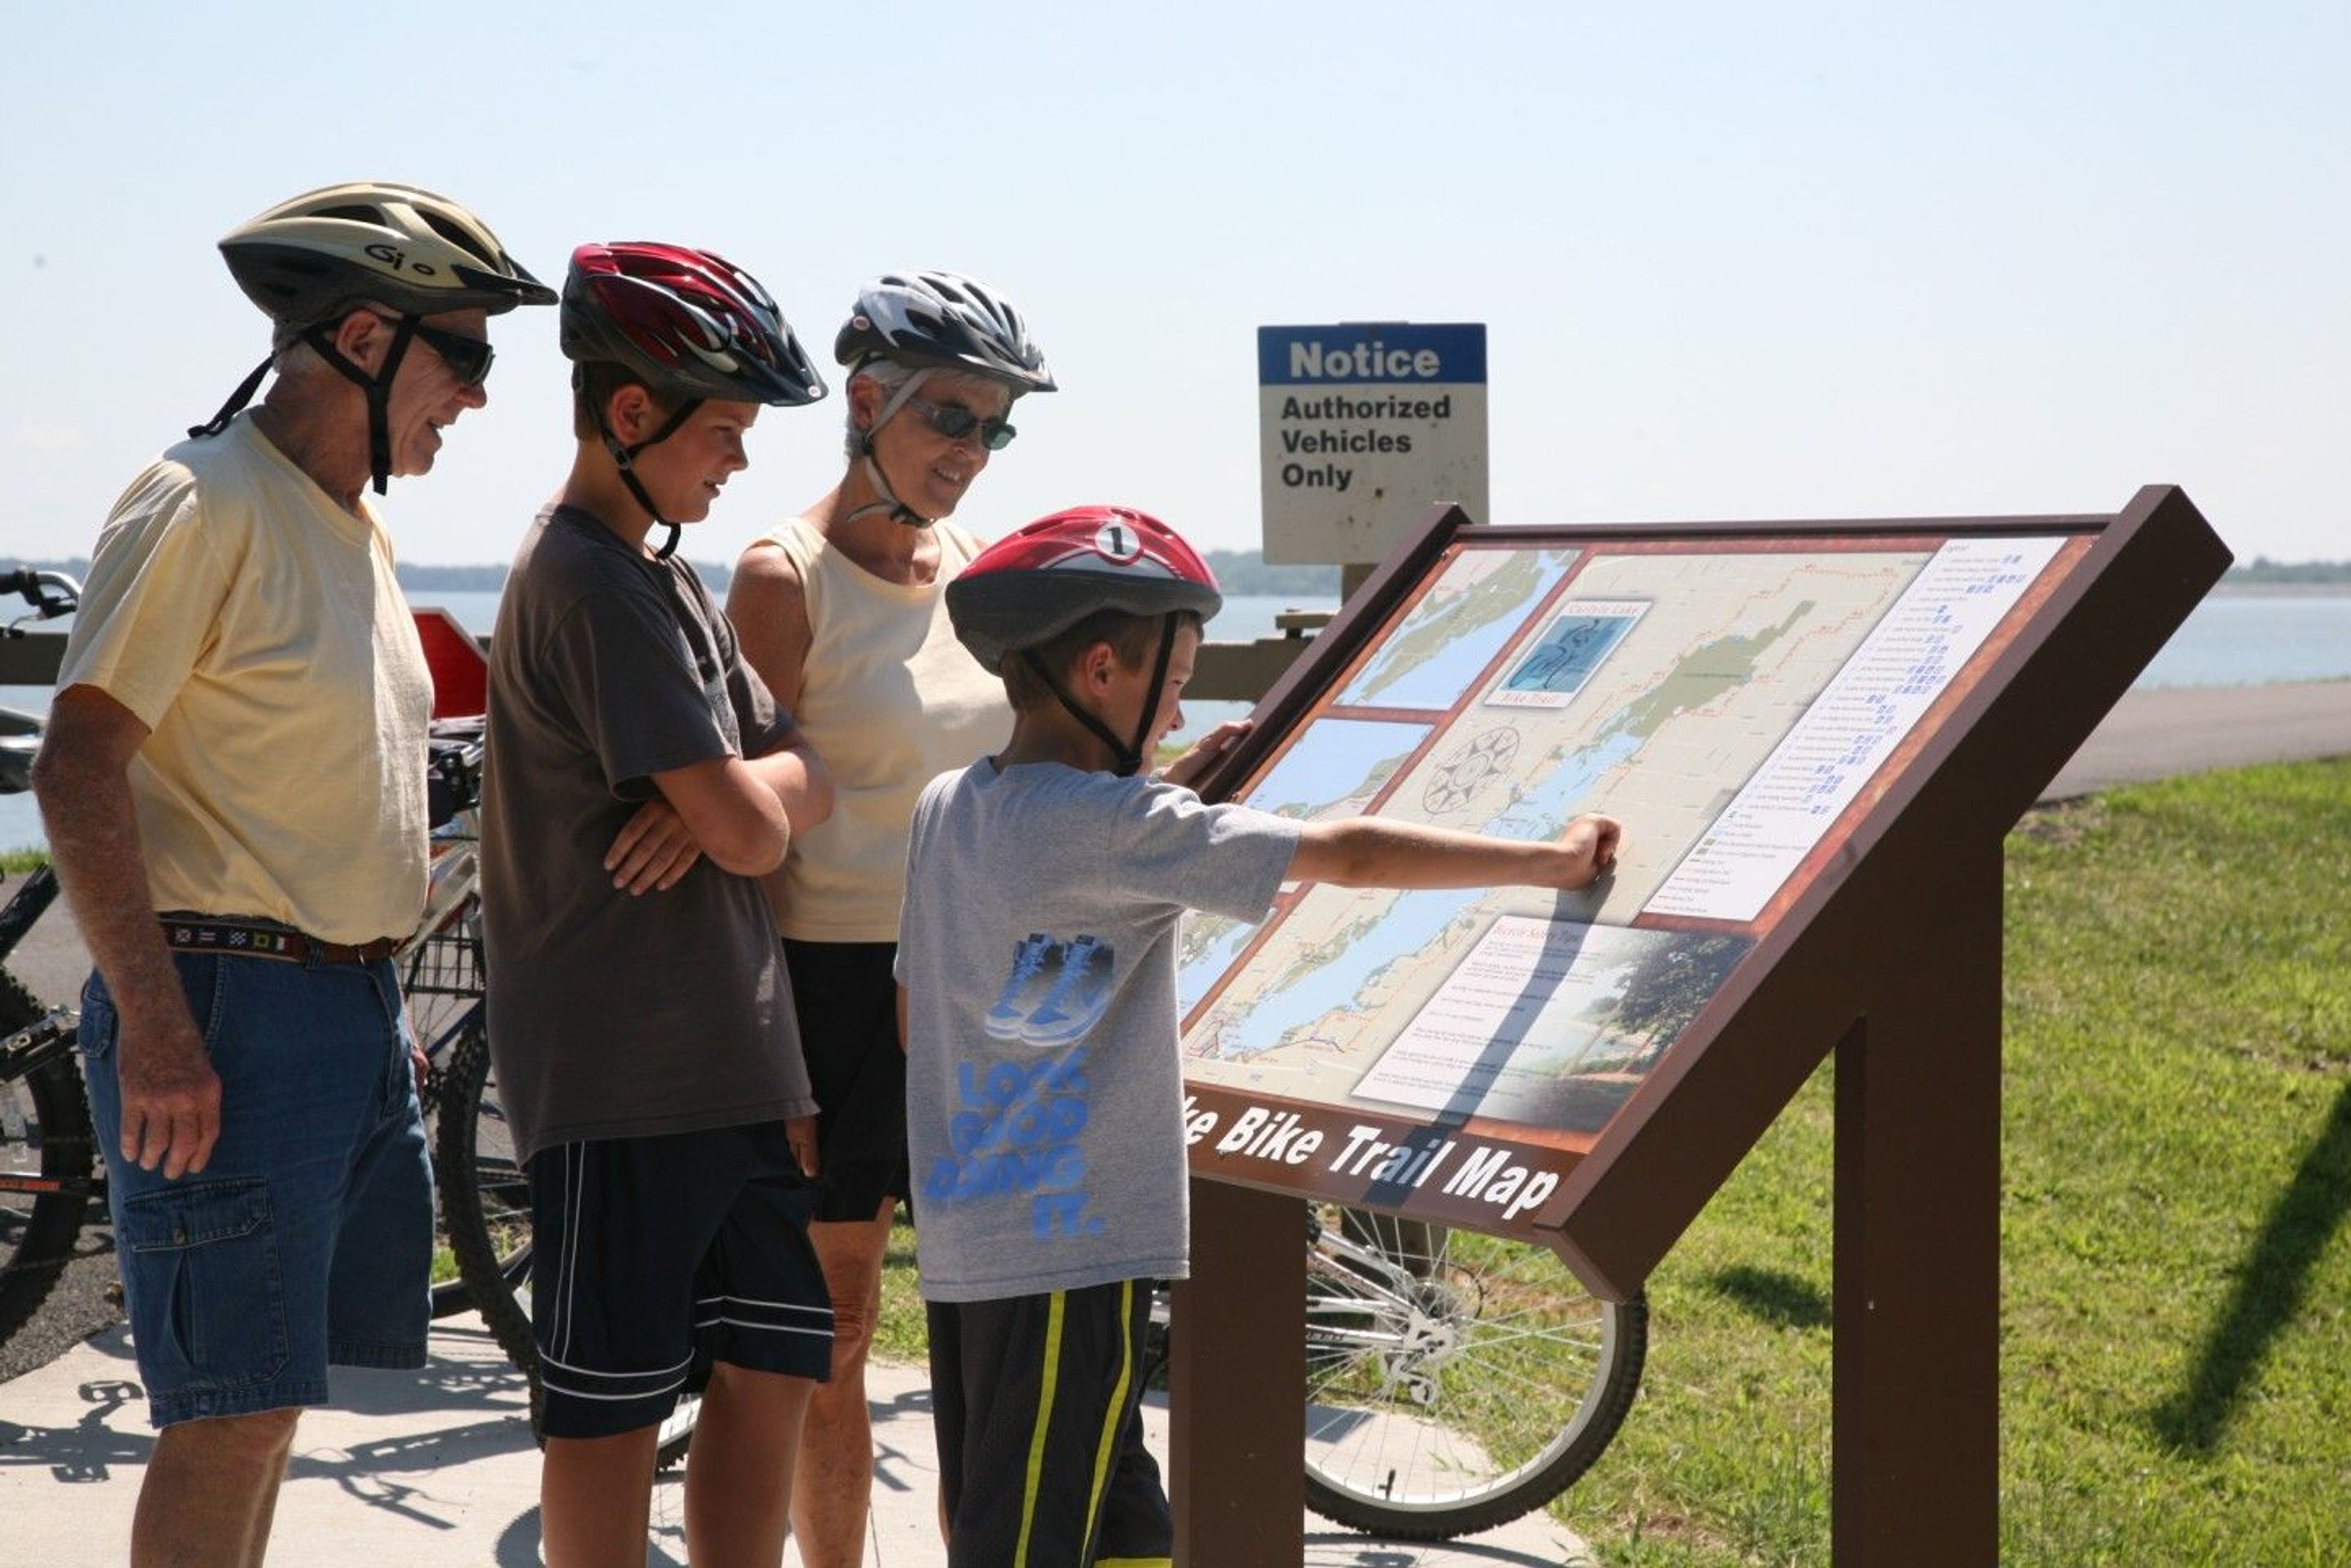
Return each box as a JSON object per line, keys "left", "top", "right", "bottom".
{"left": 0, "top": 571, "right": 519, "bottom": 1350}
{"left": 1291, "top": 1204, "right": 1646, "bottom": 1540}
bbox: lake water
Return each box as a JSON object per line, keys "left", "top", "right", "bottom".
{"left": 3, "top": 590, "right": 2344, "bottom": 852}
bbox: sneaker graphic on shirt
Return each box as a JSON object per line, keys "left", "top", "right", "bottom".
{"left": 1019, "top": 934, "right": 1114, "bottom": 1048}
{"left": 985, "top": 933, "right": 1060, "bottom": 1040}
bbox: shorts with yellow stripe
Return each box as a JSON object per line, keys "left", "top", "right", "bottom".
{"left": 926, "top": 1278, "right": 1172, "bottom": 1568}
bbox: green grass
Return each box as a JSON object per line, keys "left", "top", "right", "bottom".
{"left": 868, "top": 759, "right": 2351, "bottom": 1564}
{"left": 1, "top": 847, "right": 47, "bottom": 874}
{"left": 1567, "top": 759, "right": 2351, "bottom": 1565}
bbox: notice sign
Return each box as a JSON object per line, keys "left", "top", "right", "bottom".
{"left": 1258, "top": 323, "right": 1488, "bottom": 565}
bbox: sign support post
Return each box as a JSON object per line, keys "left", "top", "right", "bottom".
{"left": 1833, "top": 839, "right": 2003, "bottom": 1561}
{"left": 1170, "top": 1180, "right": 1305, "bottom": 1566}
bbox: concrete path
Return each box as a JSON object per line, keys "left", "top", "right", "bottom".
{"left": 4, "top": 677, "right": 2342, "bottom": 1563}
{"left": 0, "top": 1317, "right": 1596, "bottom": 1567}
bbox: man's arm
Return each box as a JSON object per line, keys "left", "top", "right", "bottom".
{"left": 1289, "top": 812, "right": 1622, "bottom": 892}
{"left": 30, "top": 685, "right": 220, "bottom": 1179}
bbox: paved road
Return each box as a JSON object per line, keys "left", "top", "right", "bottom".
{"left": 2042, "top": 679, "right": 2350, "bottom": 799}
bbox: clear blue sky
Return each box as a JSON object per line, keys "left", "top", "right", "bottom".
{"left": 4, "top": 2, "right": 2343, "bottom": 568}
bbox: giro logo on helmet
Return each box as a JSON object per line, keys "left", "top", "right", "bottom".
{"left": 364, "top": 242, "right": 439, "bottom": 277}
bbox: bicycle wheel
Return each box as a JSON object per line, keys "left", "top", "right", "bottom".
{"left": 435, "top": 1023, "right": 536, "bottom": 1371}
{"left": 1300, "top": 1203, "right": 1647, "bottom": 1540}
{"left": 0, "top": 974, "right": 96, "bottom": 1347}
{"left": 405, "top": 893, "right": 493, "bottom": 1319}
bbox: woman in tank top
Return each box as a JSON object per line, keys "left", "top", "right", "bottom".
{"left": 726, "top": 270, "right": 1054, "bottom": 1567}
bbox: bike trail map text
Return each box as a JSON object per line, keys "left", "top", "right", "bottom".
{"left": 1179, "top": 530, "right": 2075, "bottom": 1234}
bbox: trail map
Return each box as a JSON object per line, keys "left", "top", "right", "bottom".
{"left": 1180, "top": 535, "right": 2065, "bottom": 1141}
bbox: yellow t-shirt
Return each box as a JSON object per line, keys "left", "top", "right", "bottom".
{"left": 757, "top": 516, "right": 1013, "bottom": 942}
{"left": 58, "top": 415, "right": 432, "bottom": 944}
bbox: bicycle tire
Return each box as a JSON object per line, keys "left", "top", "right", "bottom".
{"left": 1300, "top": 1204, "right": 1647, "bottom": 1540}
{"left": 404, "top": 892, "right": 494, "bottom": 1319}
{"left": 435, "top": 1023, "right": 536, "bottom": 1371}
{"left": 0, "top": 972, "right": 96, "bottom": 1348}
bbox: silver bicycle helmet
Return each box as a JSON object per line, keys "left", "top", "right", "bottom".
{"left": 834, "top": 269, "right": 1056, "bottom": 392}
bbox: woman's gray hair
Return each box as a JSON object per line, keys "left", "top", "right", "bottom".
{"left": 843, "top": 358, "right": 921, "bottom": 459}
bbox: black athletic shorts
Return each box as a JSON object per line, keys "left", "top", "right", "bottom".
{"left": 784, "top": 939, "right": 911, "bottom": 1223}
{"left": 926, "top": 1280, "right": 1172, "bottom": 1568}
{"left": 528, "top": 1120, "right": 834, "bottom": 1440}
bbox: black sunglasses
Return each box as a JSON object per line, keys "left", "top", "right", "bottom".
{"left": 371, "top": 312, "right": 495, "bottom": 388}
{"left": 907, "top": 395, "right": 1016, "bottom": 451}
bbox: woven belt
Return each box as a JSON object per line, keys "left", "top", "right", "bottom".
{"left": 160, "top": 918, "right": 400, "bottom": 966}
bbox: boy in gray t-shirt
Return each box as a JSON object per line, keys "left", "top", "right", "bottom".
{"left": 899, "top": 505, "right": 1622, "bottom": 1566}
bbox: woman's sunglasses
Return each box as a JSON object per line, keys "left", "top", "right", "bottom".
{"left": 907, "top": 395, "right": 1016, "bottom": 451}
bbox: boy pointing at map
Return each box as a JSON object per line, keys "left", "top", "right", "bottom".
{"left": 896, "top": 504, "right": 1621, "bottom": 1565}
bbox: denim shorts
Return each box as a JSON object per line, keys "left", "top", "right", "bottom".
{"left": 79, "top": 951, "right": 432, "bottom": 1429}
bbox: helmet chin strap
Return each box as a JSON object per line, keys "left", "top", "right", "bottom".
{"left": 1019, "top": 615, "right": 1181, "bottom": 779}
{"left": 586, "top": 373, "right": 702, "bottom": 560}
{"left": 303, "top": 317, "right": 418, "bottom": 496}
{"left": 840, "top": 370, "right": 937, "bottom": 530}
{"left": 189, "top": 317, "right": 419, "bottom": 495}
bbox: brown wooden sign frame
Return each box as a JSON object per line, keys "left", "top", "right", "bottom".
{"left": 1168, "top": 485, "right": 2230, "bottom": 1565}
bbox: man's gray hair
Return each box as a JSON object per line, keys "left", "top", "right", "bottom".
{"left": 271, "top": 301, "right": 397, "bottom": 375}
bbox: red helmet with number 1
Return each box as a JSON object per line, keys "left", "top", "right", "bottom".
{"left": 946, "top": 505, "right": 1222, "bottom": 675}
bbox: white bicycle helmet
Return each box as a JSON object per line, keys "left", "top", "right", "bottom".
{"left": 195, "top": 181, "right": 553, "bottom": 493}
{"left": 220, "top": 181, "right": 555, "bottom": 325}
{"left": 835, "top": 268, "right": 1054, "bottom": 529}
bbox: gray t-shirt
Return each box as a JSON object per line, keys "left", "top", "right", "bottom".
{"left": 481, "top": 505, "right": 812, "bottom": 1162}
{"left": 897, "top": 760, "right": 1300, "bottom": 1302}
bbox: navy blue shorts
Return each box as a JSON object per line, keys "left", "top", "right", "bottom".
{"left": 80, "top": 955, "right": 431, "bottom": 1429}
{"left": 529, "top": 1120, "right": 834, "bottom": 1439}
{"left": 927, "top": 1279, "right": 1171, "bottom": 1567}
{"left": 784, "top": 939, "right": 910, "bottom": 1223}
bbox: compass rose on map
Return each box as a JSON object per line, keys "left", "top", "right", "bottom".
{"left": 1422, "top": 725, "right": 1520, "bottom": 814}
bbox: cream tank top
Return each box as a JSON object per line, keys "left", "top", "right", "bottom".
{"left": 758, "top": 516, "right": 1014, "bottom": 942}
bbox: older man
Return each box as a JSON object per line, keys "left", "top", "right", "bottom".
{"left": 31, "top": 182, "right": 551, "bottom": 1568}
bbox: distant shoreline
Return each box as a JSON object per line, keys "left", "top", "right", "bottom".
{"left": 3, "top": 555, "right": 2343, "bottom": 599}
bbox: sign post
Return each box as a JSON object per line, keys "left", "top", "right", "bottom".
{"left": 1258, "top": 323, "right": 1488, "bottom": 570}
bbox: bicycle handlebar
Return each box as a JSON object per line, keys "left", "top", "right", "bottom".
{"left": 3, "top": 569, "right": 82, "bottom": 621}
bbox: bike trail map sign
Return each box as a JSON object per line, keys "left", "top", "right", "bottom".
{"left": 1179, "top": 513, "right": 2091, "bottom": 1239}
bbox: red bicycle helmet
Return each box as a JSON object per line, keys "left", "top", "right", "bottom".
{"left": 561, "top": 242, "right": 825, "bottom": 407}
{"left": 948, "top": 505, "right": 1221, "bottom": 672}
{"left": 948, "top": 506, "right": 1221, "bottom": 775}
{"left": 561, "top": 243, "right": 824, "bottom": 555}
